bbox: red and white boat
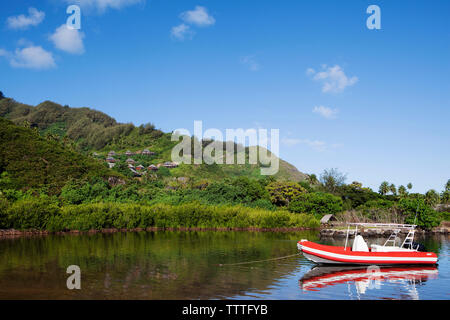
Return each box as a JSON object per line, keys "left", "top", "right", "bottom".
{"left": 298, "top": 223, "right": 438, "bottom": 265}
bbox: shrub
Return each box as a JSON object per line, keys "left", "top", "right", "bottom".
{"left": 21, "top": 201, "right": 320, "bottom": 231}
{"left": 7, "top": 197, "right": 61, "bottom": 230}
{"left": 0, "top": 197, "right": 10, "bottom": 228}
{"left": 266, "top": 181, "right": 307, "bottom": 206}
{"left": 398, "top": 198, "right": 439, "bottom": 230}
{"left": 288, "top": 192, "right": 343, "bottom": 217}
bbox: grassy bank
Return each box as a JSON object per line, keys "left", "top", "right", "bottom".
{"left": 0, "top": 200, "right": 320, "bottom": 232}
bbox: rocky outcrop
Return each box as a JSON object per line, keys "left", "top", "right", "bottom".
{"left": 320, "top": 226, "right": 448, "bottom": 238}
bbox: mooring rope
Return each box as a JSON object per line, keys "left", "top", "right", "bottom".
{"left": 217, "top": 253, "right": 300, "bottom": 267}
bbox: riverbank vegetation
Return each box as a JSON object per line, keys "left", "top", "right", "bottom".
{"left": 0, "top": 93, "right": 449, "bottom": 232}
{"left": 1, "top": 167, "right": 448, "bottom": 231}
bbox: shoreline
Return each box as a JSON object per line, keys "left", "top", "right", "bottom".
{"left": 320, "top": 226, "right": 449, "bottom": 238}
{"left": 1, "top": 225, "right": 449, "bottom": 240}
{"left": 0, "top": 226, "right": 317, "bottom": 239}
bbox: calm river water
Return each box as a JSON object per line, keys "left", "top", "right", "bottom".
{"left": 0, "top": 231, "right": 448, "bottom": 299}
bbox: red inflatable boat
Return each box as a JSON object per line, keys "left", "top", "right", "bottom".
{"left": 298, "top": 223, "right": 438, "bottom": 265}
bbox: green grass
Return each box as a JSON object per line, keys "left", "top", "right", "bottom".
{"left": 1, "top": 198, "right": 320, "bottom": 232}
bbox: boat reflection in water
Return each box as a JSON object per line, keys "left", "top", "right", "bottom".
{"left": 299, "top": 265, "right": 438, "bottom": 299}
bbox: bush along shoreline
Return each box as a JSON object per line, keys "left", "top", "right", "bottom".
{"left": 0, "top": 156, "right": 449, "bottom": 237}
{"left": 0, "top": 200, "right": 320, "bottom": 236}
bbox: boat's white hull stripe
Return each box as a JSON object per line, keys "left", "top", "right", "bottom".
{"left": 301, "top": 245, "right": 437, "bottom": 263}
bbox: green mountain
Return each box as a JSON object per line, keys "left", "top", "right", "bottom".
{"left": 0, "top": 117, "right": 119, "bottom": 194}
{"left": 0, "top": 96, "right": 308, "bottom": 182}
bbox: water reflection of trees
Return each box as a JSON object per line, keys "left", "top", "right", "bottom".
{"left": 0, "top": 230, "right": 318, "bottom": 299}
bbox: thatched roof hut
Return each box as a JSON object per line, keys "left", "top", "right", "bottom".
{"left": 320, "top": 214, "right": 337, "bottom": 224}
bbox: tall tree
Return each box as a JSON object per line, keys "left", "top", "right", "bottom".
{"left": 389, "top": 184, "right": 397, "bottom": 195}
{"left": 350, "top": 181, "right": 363, "bottom": 189}
{"left": 307, "top": 173, "right": 318, "bottom": 185}
{"left": 0, "top": 91, "right": 4, "bottom": 100}
{"left": 424, "top": 189, "right": 440, "bottom": 207}
{"left": 442, "top": 191, "right": 450, "bottom": 204}
{"left": 319, "top": 168, "right": 347, "bottom": 194}
{"left": 379, "top": 181, "right": 389, "bottom": 195}
{"left": 441, "top": 179, "right": 450, "bottom": 204}
{"left": 398, "top": 185, "right": 407, "bottom": 197}
{"left": 407, "top": 183, "right": 413, "bottom": 190}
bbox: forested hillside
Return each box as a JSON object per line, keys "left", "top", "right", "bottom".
{"left": 0, "top": 96, "right": 308, "bottom": 181}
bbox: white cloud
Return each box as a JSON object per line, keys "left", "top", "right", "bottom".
{"left": 240, "top": 55, "right": 260, "bottom": 71}
{"left": 63, "top": 0, "right": 143, "bottom": 12}
{"left": 180, "top": 6, "right": 215, "bottom": 27}
{"left": 313, "top": 105, "right": 338, "bottom": 119}
{"left": 307, "top": 65, "right": 358, "bottom": 93}
{"left": 17, "top": 38, "right": 34, "bottom": 47}
{"left": 49, "top": 24, "right": 85, "bottom": 54}
{"left": 281, "top": 138, "right": 303, "bottom": 147}
{"left": 281, "top": 138, "right": 328, "bottom": 151}
{"left": 6, "top": 7, "right": 45, "bottom": 30}
{"left": 306, "top": 68, "right": 315, "bottom": 75}
{"left": 0, "top": 46, "right": 56, "bottom": 70}
{"left": 170, "top": 24, "right": 193, "bottom": 41}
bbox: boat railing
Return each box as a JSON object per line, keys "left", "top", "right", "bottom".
{"left": 347, "top": 223, "right": 416, "bottom": 229}
{"left": 343, "top": 223, "right": 417, "bottom": 251}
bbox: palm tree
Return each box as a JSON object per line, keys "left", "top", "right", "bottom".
{"left": 307, "top": 174, "right": 318, "bottom": 185}
{"left": 389, "top": 184, "right": 397, "bottom": 195}
{"left": 441, "top": 180, "right": 450, "bottom": 204}
{"left": 398, "top": 185, "right": 407, "bottom": 197}
{"left": 442, "top": 190, "right": 450, "bottom": 204}
{"left": 407, "top": 183, "right": 413, "bottom": 190}
{"left": 425, "top": 189, "right": 440, "bottom": 207}
{"left": 379, "top": 181, "right": 389, "bottom": 195}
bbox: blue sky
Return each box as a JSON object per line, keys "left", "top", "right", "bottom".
{"left": 1, "top": 0, "right": 449, "bottom": 193}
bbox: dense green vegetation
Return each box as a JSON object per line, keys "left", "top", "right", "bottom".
{"left": 0, "top": 117, "right": 119, "bottom": 194}
{"left": 1, "top": 199, "right": 319, "bottom": 232}
{"left": 0, "top": 93, "right": 448, "bottom": 232}
{"left": 0, "top": 97, "right": 307, "bottom": 181}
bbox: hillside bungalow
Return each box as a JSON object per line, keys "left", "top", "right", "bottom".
{"left": 108, "top": 151, "right": 117, "bottom": 157}
{"left": 136, "top": 165, "right": 145, "bottom": 171}
{"left": 129, "top": 168, "right": 141, "bottom": 177}
{"left": 126, "top": 158, "right": 136, "bottom": 164}
{"left": 106, "top": 157, "right": 117, "bottom": 163}
{"left": 148, "top": 164, "right": 158, "bottom": 171}
{"left": 125, "top": 150, "right": 133, "bottom": 156}
{"left": 142, "top": 149, "right": 156, "bottom": 156}
{"left": 162, "top": 161, "right": 178, "bottom": 169}
{"left": 320, "top": 214, "right": 337, "bottom": 225}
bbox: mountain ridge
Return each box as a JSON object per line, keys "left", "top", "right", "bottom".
{"left": 0, "top": 96, "right": 308, "bottom": 182}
